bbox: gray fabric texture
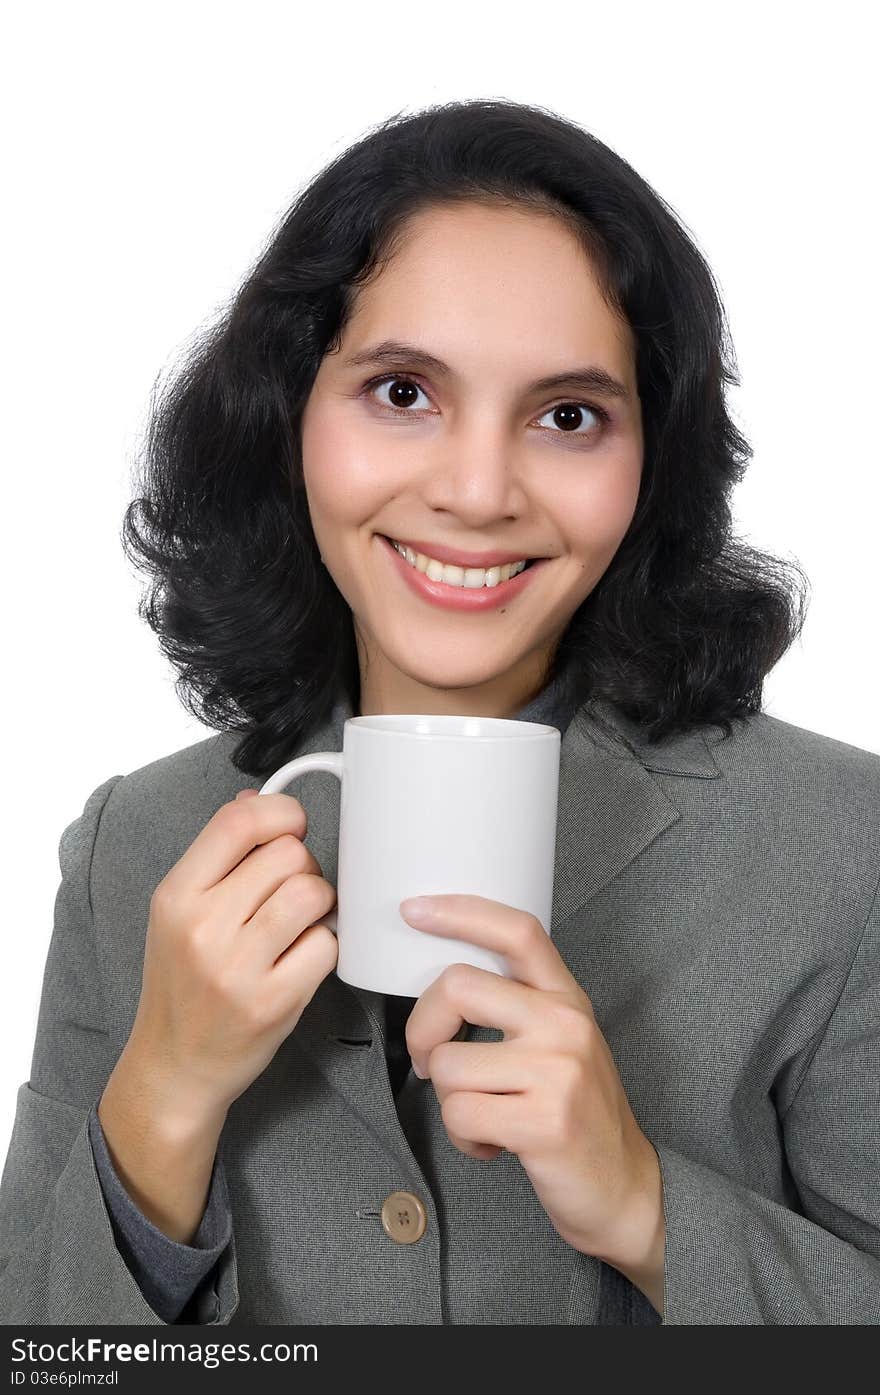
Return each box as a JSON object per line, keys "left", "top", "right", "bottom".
{"left": 1, "top": 681, "right": 878, "bottom": 1325}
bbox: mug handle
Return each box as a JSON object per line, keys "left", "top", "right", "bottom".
{"left": 258, "top": 752, "right": 344, "bottom": 931}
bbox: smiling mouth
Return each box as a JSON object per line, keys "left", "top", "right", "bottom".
{"left": 379, "top": 535, "right": 543, "bottom": 584}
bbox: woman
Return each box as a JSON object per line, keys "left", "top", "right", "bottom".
{"left": 0, "top": 98, "right": 877, "bottom": 1327}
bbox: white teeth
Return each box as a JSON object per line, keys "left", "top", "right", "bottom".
{"left": 389, "top": 539, "right": 528, "bottom": 588}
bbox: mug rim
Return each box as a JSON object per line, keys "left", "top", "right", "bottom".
{"left": 346, "top": 714, "right": 560, "bottom": 740}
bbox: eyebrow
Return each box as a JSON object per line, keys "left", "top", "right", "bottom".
{"left": 341, "top": 339, "right": 632, "bottom": 401}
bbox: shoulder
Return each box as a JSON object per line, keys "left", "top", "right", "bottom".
{"left": 115, "top": 728, "right": 243, "bottom": 801}
{"left": 591, "top": 695, "right": 880, "bottom": 820}
{"left": 90, "top": 730, "right": 247, "bottom": 877}
{"left": 703, "top": 710, "right": 879, "bottom": 926}
{"left": 596, "top": 699, "right": 880, "bottom": 937}
{"left": 713, "top": 708, "right": 880, "bottom": 815}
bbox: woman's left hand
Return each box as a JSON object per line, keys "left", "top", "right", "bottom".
{"left": 400, "top": 893, "right": 664, "bottom": 1270}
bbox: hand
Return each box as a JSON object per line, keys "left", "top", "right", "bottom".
{"left": 126, "top": 787, "right": 338, "bottom": 1121}
{"left": 400, "top": 895, "right": 665, "bottom": 1276}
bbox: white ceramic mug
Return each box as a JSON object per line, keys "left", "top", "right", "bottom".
{"left": 258, "top": 713, "right": 561, "bottom": 997}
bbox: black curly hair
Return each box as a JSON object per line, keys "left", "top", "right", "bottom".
{"left": 121, "top": 98, "right": 809, "bottom": 779}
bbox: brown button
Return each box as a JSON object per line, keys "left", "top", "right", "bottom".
{"left": 380, "top": 1190, "right": 427, "bottom": 1244}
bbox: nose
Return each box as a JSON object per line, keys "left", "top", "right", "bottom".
{"left": 418, "top": 415, "right": 530, "bottom": 524}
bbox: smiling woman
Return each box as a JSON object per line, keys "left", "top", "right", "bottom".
{"left": 2, "top": 99, "right": 878, "bottom": 1332}
{"left": 113, "top": 96, "right": 809, "bottom": 776}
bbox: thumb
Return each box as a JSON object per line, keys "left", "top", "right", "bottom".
{"left": 235, "top": 788, "right": 260, "bottom": 801}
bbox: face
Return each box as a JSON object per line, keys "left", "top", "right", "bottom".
{"left": 300, "top": 200, "right": 643, "bottom": 718}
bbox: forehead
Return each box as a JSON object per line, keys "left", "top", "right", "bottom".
{"left": 339, "top": 201, "right": 635, "bottom": 380}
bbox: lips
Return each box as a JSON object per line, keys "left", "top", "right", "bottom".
{"left": 378, "top": 533, "right": 548, "bottom": 613}
{"left": 386, "top": 537, "right": 531, "bottom": 580}
{"left": 381, "top": 535, "right": 538, "bottom": 570}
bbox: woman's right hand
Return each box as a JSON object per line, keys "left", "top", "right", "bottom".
{"left": 124, "top": 788, "right": 339, "bottom": 1122}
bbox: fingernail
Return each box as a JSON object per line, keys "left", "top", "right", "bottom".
{"left": 411, "top": 1061, "right": 427, "bottom": 1079}
{"left": 400, "top": 897, "right": 440, "bottom": 922}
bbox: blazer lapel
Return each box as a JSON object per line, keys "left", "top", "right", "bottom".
{"left": 549, "top": 697, "right": 724, "bottom": 932}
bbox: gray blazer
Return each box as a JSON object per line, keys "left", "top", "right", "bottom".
{"left": 1, "top": 695, "right": 878, "bottom": 1325}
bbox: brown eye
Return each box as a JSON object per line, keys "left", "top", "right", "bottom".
{"left": 366, "top": 375, "right": 432, "bottom": 412}
{"left": 536, "top": 402, "right": 609, "bottom": 437}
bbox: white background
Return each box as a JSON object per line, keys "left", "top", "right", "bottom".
{"left": 1, "top": 1, "right": 877, "bottom": 1159}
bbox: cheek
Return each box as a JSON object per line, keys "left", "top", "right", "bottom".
{"left": 301, "top": 411, "right": 388, "bottom": 518}
{"left": 562, "top": 448, "right": 643, "bottom": 557}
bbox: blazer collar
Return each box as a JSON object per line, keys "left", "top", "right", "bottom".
{"left": 582, "top": 696, "right": 726, "bottom": 778}
{"left": 243, "top": 693, "right": 724, "bottom": 1159}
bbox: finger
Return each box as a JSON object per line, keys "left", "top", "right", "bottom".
{"left": 423, "top": 1038, "right": 537, "bottom": 1094}
{"left": 163, "top": 792, "right": 309, "bottom": 897}
{"left": 424, "top": 1054, "right": 508, "bottom": 1161}
{"left": 266, "top": 921, "right": 339, "bottom": 1021}
{"left": 400, "top": 895, "right": 573, "bottom": 994}
{"left": 440, "top": 1090, "right": 524, "bottom": 1154}
{"left": 244, "top": 869, "right": 337, "bottom": 967}
{"left": 443, "top": 1128, "right": 502, "bottom": 1163}
{"left": 407, "top": 964, "right": 545, "bottom": 1075}
{"left": 222, "top": 833, "right": 325, "bottom": 931}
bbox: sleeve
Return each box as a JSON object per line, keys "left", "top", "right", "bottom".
{"left": 0, "top": 775, "right": 240, "bottom": 1325}
{"left": 87, "top": 1103, "right": 233, "bottom": 1324}
{"left": 654, "top": 864, "right": 880, "bottom": 1325}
